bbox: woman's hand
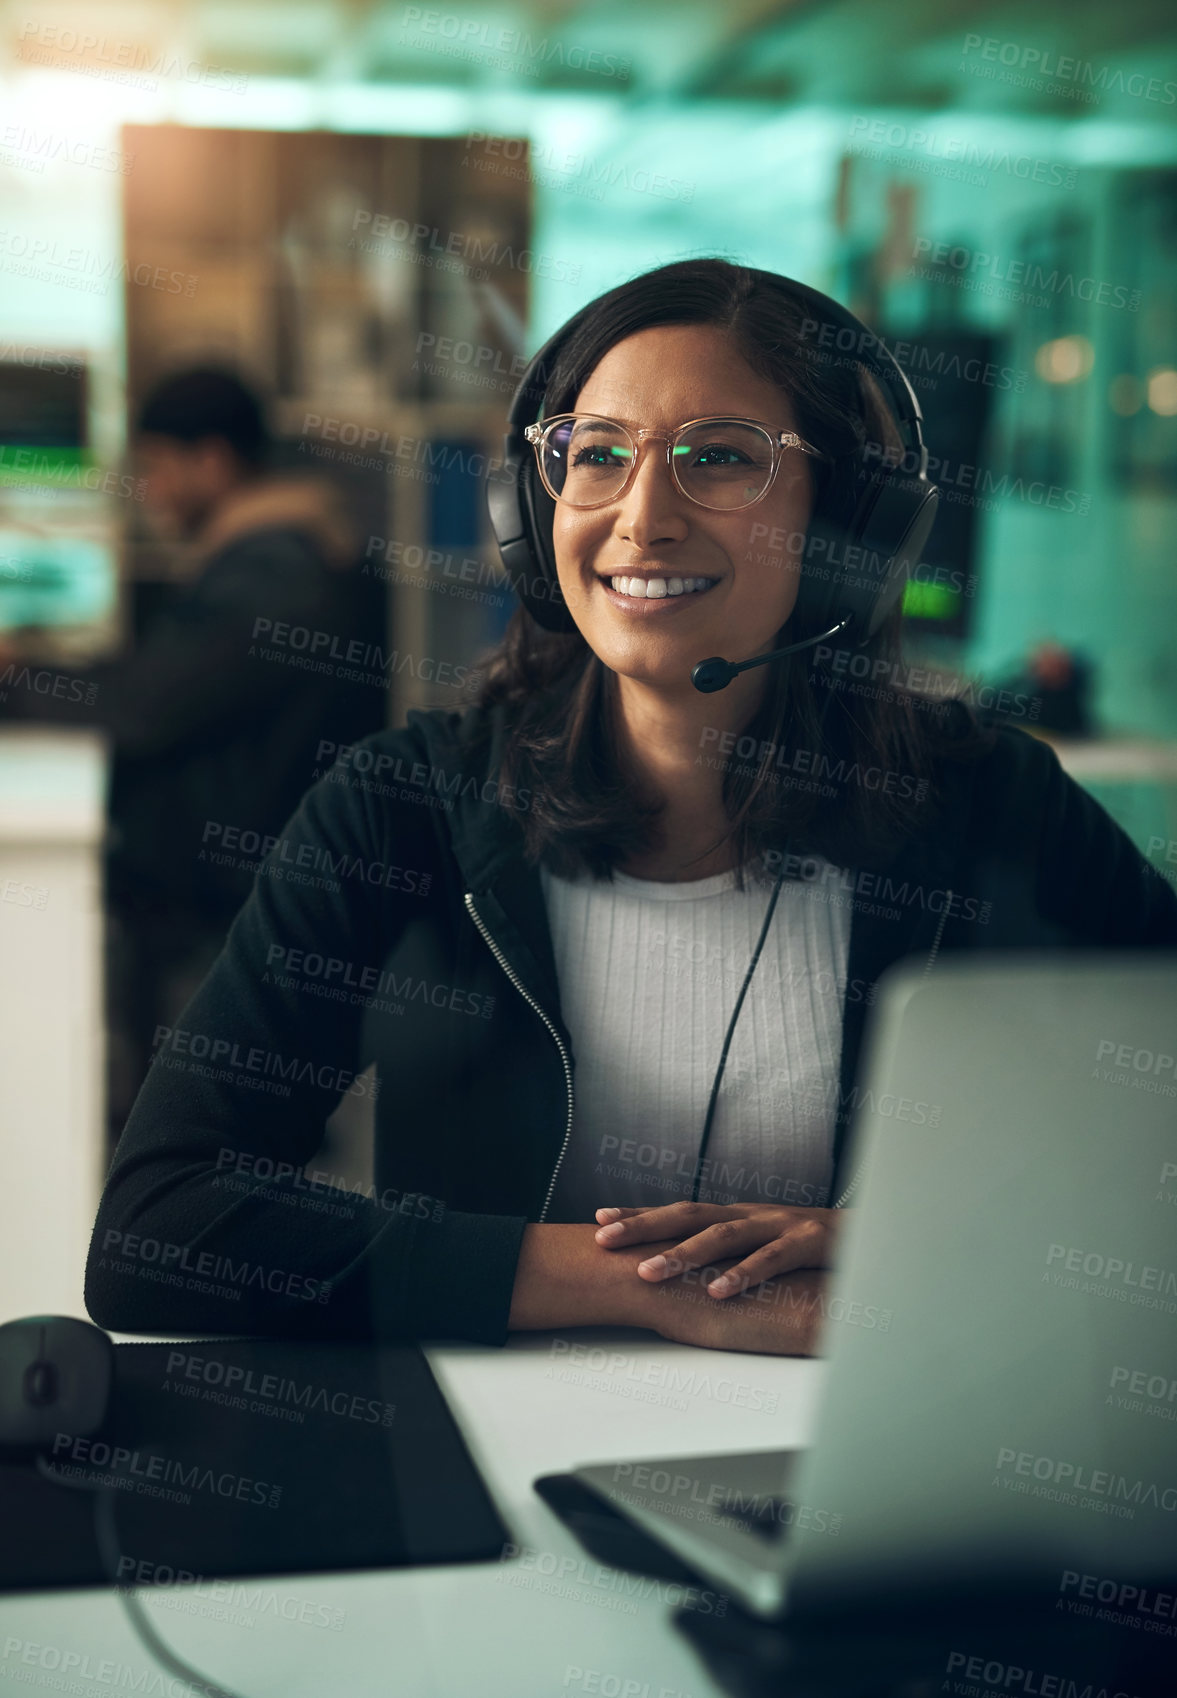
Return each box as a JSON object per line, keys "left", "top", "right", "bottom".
{"left": 594, "top": 1202, "right": 841, "bottom": 1298}
{"left": 637, "top": 1258, "right": 831, "bottom": 1356}
{"left": 507, "top": 1223, "right": 830, "bottom": 1356}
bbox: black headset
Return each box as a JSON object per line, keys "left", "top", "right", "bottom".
{"left": 486, "top": 267, "right": 940, "bottom": 654}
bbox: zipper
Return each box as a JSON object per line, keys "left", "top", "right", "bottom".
{"left": 833, "top": 1164, "right": 866, "bottom": 1211}
{"left": 833, "top": 888, "right": 954, "bottom": 1208}
{"left": 833, "top": 1158, "right": 865, "bottom": 1211}
{"left": 464, "top": 891, "right": 574, "bottom": 1223}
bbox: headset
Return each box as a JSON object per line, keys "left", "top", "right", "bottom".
{"left": 485, "top": 266, "right": 940, "bottom": 681}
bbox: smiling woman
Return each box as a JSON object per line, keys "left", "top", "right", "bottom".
{"left": 468, "top": 256, "right": 1175, "bottom": 1339}
{"left": 475, "top": 258, "right": 991, "bottom": 887}
{"left": 85, "top": 257, "right": 1177, "bottom": 1362}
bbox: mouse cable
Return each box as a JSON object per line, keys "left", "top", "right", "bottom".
{"left": 35, "top": 1453, "right": 249, "bottom": 1698}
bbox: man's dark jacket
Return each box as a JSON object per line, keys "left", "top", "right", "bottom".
{"left": 83, "top": 702, "right": 1177, "bottom": 1346}
{"left": 0, "top": 475, "right": 386, "bottom": 928}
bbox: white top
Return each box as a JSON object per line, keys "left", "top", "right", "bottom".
{"left": 538, "top": 858, "right": 852, "bottom": 1223}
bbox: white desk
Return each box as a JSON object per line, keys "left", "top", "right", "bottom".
{"left": 1024, "top": 732, "right": 1177, "bottom": 863}
{"left": 0, "top": 1329, "right": 824, "bottom": 1697}
{"left": 1045, "top": 736, "right": 1177, "bottom": 783}
{"left": 0, "top": 726, "right": 109, "bottom": 1324}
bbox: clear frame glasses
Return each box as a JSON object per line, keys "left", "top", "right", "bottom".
{"left": 524, "top": 412, "right": 831, "bottom": 512}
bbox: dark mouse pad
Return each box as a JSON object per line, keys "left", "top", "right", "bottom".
{"left": 533, "top": 1472, "right": 701, "bottom": 1584}
{"left": 0, "top": 1339, "right": 510, "bottom": 1592}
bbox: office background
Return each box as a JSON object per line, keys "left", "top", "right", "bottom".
{"left": 1, "top": 0, "right": 1176, "bottom": 1320}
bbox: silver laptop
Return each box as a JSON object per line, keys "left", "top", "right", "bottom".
{"left": 568, "top": 955, "right": 1177, "bottom": 1618}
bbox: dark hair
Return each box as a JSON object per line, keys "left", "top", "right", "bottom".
{"left": 471, "top": 257, "right": 994, "bottom": 885}
{"left": 136, "top": 367, "right": 269, "bottom": 468}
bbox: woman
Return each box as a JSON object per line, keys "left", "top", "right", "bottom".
{"left": 85, "top": 259, "right": 1177, "bottom": 1357}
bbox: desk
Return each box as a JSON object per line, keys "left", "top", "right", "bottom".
{"left": 0, "top": 1329, "right": 823, "bottom": 1697}
{"left": 0, "top": 726, "right": 108, "bottom": 1324}
{"left": 1031, "top": 732, "right": 1177, "bottom": 861}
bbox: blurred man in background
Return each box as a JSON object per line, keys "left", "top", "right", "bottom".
{"left": 0, "top": 367, "right": 387, "bottom": 1133}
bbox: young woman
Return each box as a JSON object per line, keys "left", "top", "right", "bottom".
{"left": 85, "top": 259, "right": 1177, "bottom": 1357}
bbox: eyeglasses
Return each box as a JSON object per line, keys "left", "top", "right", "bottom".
{"left": 524, "top": 413, "right": 831, "bottom": 512}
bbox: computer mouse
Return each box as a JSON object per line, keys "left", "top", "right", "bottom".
{"left": 0, "top": 1315, "right": 114, "bottom": 1451}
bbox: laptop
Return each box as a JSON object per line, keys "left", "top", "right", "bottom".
{"left": 563, "top": 954, "right": 1177, "bottom": 1619}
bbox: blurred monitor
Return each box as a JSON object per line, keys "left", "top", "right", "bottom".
{"left": 0, "top": 356, "right": 120, "bottom": 636}
{"left": 0, "top": 528, "right": 116, "bottom": 630}
{"left": 0, "top": 355, "right": 88, "bottom": 449}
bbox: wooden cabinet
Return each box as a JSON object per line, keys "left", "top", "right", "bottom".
{"left": 121, "top": 125, "right": 532, "bottom": 724}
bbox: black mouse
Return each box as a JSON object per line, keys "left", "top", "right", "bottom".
{"left": 0, "top": 1315, "right": 114, "bottom": 1451}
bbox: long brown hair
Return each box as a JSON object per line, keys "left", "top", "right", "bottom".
{"left": 468, "top": 258, "right": 994, "bottom": 885}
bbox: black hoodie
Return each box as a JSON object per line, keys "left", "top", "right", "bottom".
{"left": 83, "top": 701, "right": 1177, "bottom": 1346}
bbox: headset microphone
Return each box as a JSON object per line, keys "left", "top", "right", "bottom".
{"left": 690, "top": 616, "right": 852, "bottom": 694}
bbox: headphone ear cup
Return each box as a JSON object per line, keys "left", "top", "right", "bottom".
{"left": 794, "top": 462, "right": 939, "bottom": 645}
{"left": 516, "top": 457, "right": 579, "bottom": 634}
{"left": 486, "top": 444, "right": 580, "bottom": 633}
{"left": 853, "top": 470, "right": 939, "bottom": 639}
{"left": 790, "top": 458, "right": 858, "bottom": 637}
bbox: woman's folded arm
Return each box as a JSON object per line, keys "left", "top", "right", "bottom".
{"left": 84, "top": 739, "right": 529, "bottom": 1345}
